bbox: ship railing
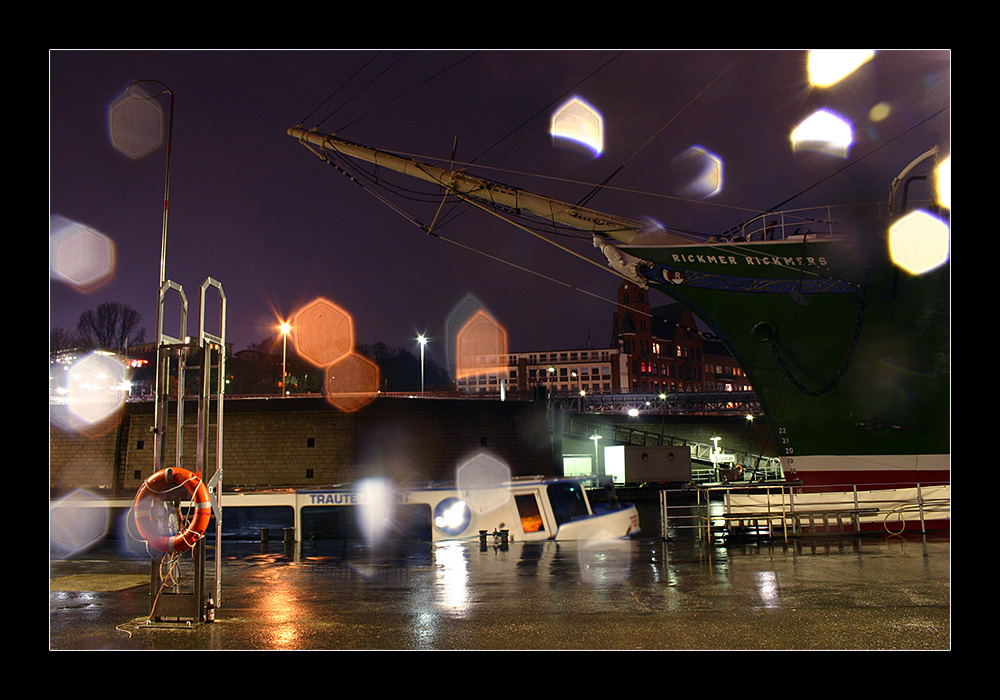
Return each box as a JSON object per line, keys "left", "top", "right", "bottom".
{"left": 689, "top": 482, "right": 950, "bottom": 543}
{"left": 719, "top": 206, "right": 857, "bottom": 243}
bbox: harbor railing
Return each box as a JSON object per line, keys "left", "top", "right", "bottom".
{"left": 657, "top": 482, "right": 950, "bottom": 544}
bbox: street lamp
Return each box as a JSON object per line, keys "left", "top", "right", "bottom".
{"left": 590, "top": 431, "right": 602, "bottom": 477}
{"left": 280, "top": 321, "right": 291, "bottom": 395}
{"left": 417, "top": 334, "right": 428, "bottom": 396}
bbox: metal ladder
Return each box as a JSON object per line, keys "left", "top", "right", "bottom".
{"left": 146, "top": 277, "right": 226, "bottom": 625}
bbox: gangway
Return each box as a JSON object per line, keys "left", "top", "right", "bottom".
{"left": 561, "top": 414, "right": 783, "bottom": 482}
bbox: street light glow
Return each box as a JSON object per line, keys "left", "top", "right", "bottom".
{"left": 417, "top": 333, "right": 428, "bottom": 396}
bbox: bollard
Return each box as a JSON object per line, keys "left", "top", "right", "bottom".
{"left": 500, "top": 529, "right": 509, "bottom": 550}
{"left": 283, "top": 527, "right": 295, "bottom": 545}
{"left": 261, "top": 528, "right": 270, "bottom": 544}
{"left": 479, "top": 530, "right": 488, "bottom": 552}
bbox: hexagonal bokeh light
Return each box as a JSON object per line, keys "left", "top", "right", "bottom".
{"left": 50, "top": 489, "right": 110, "bottom": 557}
{"left": 456, "top": 450, "right": 512, "bottom": 514}
{"left": 807, "top": 49, "right": 875, "bottom": 87}
{"left": 50, "top": 218, "right": 116, "bottom": 292}
{"left": 293, "top": 297, "right": 354, "bottom": 367}
{"left": 790, "top": 109, "right": 853, "bottom": 157}
{"left": 889, "top": 210, "right": 950, "bottom": 275}
{"left": 454, "top": 309, "right": 508, "bottom": 380}
{"left": 108, "top": 85, "right": 165, "bottom": 159}
{"left": 550, "top": 97, "right": 603, "bottom": 155}
{"left": 50, "top": 351, "right": 129, "bottom": 433}
{"left": 673, "top": 146, "right": 723, "bottom": 199}
{"left": 324, "top": 351, "right": 380, "bottom": 412}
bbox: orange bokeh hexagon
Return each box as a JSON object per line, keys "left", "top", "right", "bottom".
{"left": 324, "top": 351, "right": 379, "bottom": 412}
{"left": 293, "top": 298, "right": 354, "bottom": 367}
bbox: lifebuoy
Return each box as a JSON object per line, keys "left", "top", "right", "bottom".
{"left": 133, "top": 467, "right": 212, "bottom": 553}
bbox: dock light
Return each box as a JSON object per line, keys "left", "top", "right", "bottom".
{"left": 627, "top": 408, "right": 639, "bottom": 417}
{"left": 590, "top": 431, "right": 602, "bottom": 471}
{"left": 280, "top": 320, "right": 291, "bottom": 395}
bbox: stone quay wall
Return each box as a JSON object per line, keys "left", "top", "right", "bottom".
{"left": 50, "top": 397, "right": 557, "bottom": 496}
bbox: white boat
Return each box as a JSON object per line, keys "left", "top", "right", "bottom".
{"left": 297, "top": 475, "right": 640, "bottom": 543}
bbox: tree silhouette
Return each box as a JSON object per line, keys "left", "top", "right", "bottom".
{"left": 75, "top": 302, "right": 146, "bottom": 353}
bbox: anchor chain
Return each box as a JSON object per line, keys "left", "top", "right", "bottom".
{"left": 760, "top": 269, "right": 869, "bottom": 397}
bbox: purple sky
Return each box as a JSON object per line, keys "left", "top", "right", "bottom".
{"left": 49, "top": 50, "right": 949, "bottom": 366}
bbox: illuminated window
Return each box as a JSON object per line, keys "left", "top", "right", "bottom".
{"left": 516, "top": 494, "right": 545, "bottom": 533}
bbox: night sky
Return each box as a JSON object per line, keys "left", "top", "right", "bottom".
{"left": 49, "top": 50, "right": 950, "bottom": 367}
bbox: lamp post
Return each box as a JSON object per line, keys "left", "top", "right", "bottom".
{"left": 123, "top": 79, "right": 174, "bottom": 472}
{"left": 280, "top": 321, "right": 291, "bottom": 396}
{"left": 590, "top": 431, "right": 602, "bottom": 478}
{"left": 417, "top": 334, "right": 428, "bottom": 396}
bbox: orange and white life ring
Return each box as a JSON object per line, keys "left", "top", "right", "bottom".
{"left": 133, "top": 467, "right": 212, "bottom": 553}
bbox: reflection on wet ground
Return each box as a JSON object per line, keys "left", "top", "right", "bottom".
{"left": 50, "top": 530, "right": 950, "bottom": 650}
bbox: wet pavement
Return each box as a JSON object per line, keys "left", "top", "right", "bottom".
{"left": 49, "top": 531, "right": 950, "bottom": 650}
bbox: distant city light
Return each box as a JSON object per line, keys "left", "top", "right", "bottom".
{"left": 791, "top": 109, "right": 853, "bottom": 157}
{"left": 807, "top": 50, "right": 875, "bottom": 87}
{"left": 551, "top": 97, "right": 604, "bottom": 155}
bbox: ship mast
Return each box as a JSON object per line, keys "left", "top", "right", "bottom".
{"left": 287, "top": 127, "right": 689, "bottom": 250}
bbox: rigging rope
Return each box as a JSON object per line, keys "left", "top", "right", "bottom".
{"left": 299, "top": 51, "right": 386, "bottom": 127}
{"left": 310, "top": 142, "right": 652, "bottom": 318}
{"left": 578, "top": 51, "right": 746, "bottom": 208}
{"left": 325, "top": 52, "right": 480, "bottom": 133}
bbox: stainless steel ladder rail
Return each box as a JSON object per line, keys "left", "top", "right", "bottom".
{"left": 197, "top": 278, "right": 226, "bottom": 610}
{"left": 146, "top": 276, "right": 226, "bottom": 624}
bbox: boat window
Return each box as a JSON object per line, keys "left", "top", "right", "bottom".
{"left": 547, "top": 482, "right": 589, "bottom": 525}
{"left": 515, "top": 494, "right": 545, "bottom": 533}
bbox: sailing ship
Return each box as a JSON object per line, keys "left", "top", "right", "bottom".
{"left": 287, "top": 127, "right": 949, "bottom": 490}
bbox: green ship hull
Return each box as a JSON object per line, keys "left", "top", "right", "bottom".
{"left": 625, "top": 228, "right": 949, "bottom": 485}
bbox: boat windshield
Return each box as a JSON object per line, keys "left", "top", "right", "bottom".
{"left": 547, "top": 482, "right": 590, "bottom": 525}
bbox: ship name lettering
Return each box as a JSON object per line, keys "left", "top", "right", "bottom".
{"left": 671, "top": 254, "right": 738, "bottom": 265}
{"left": 310, "top": 492, "right": 357, "bottom": 505}
{"left": 670, "top": 254, "right": 828, "bottom": 268}
{"left": 742, "top": 256, "right": 828, "bottom": 267}
{"left": 307, "top": 491, "right": 411, "bottom": 505}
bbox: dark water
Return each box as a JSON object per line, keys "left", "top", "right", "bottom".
{"left": 50, "top": 525, "right": 950, "bottom": 650}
